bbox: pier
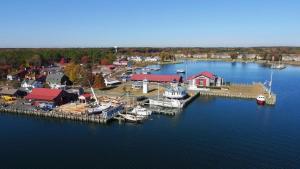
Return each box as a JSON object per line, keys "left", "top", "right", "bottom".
{"left": 0, "top": 105, "right": 119, "bottom": 124}
{"left": 193, "top": 83, "right": 276, "bottom": 105}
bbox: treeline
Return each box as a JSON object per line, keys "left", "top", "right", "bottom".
{"left": 1, "top": 47, "right": 300, "bottom": 68}
{"left": 0, "top": 48, "right": 117, "bottom": 69}
{"left": 118, "top": 47, "right": 300, "bottom": 55}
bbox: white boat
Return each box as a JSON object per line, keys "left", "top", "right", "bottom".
{"left": 149, "top": 98, "right": 183, "bottom": 108}
{"left": 271, "top": 64, "right": 286, "bottom": 69}
{"left": 256, "top": 95, "right": 266, "bottom": 105}
{"left": 87, "top": 102, "right": 111, "bottom": 114}
{"left": 87, "top": 81, "right": 111, "bottom": 114}
{"left": 130, "top": 106, "right": 152, "bottom": 116}
{"left": 120, "top": 113, "right": 145, "bottom": 122}
{"left": 176, "top": 69, "right": 185, "bottom": 73}
{"left": 151, "top": 67, "right": 161, "bottom": 71}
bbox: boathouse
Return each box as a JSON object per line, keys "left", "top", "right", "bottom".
{"left": 187, "top": 71, "right": 223, "bottom": 90}
{"left": 131, "top": 74, "right": 182, "bottom": 83}
{"left": 25, "top": 88, "right": 74, "bottom": 105}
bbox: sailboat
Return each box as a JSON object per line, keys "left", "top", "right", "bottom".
{"left": 256, "top": 71, "right": 273, "bottom": 105}
{"left": 87, "top": 83, "right": 111, "bottom": 114}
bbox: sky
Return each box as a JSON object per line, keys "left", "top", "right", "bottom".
{"left": 0, "top": 0, "right": 300, "bottom": 48}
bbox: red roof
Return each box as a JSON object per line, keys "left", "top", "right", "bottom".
{"left": 131, "top": 74, "right": 182, "bottom": 82}
{"left": 106, "top": 65, "right": 116, "bottom": 69}
{"left": 25, "top": 88, "right": 63, "bottom": 101}
{"left": 187, "top": 71, "right": 215, "bottom": 80}
{"left": 81, "top": 93, "right": 92, "bottom": 98}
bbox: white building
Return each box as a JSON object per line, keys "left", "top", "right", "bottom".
{"left": 144, "top": 56, "right": 160, "bottom": 62}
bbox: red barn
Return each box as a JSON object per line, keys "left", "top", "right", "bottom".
{"left": 187, "top": 71, "right": 223, "bottom": 90}
{"left": 131, "top": 74, "right": 182, "bottom": 83}
{"left": 25, "top": 88, "right": 73, "bottom": 105}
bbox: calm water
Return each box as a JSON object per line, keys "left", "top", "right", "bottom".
{"left": 1, "top": 61, "right": 300, "bottom": 169}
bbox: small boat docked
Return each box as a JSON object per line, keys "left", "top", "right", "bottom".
{"left": 119, "top": 113, "right": 145, "bottom": 123}
{"left": 130, "top": 106, "right": 152, "bottom": 116}
{"left": 176, "top": 69, "right": 185, "bottom": 73}
{"left": 149, "top": 98, "right": 183, "bottom": 108}
{"left": 271, "top": 64, "right": 286, "bottom": 69}
{"left": 256, "top": 95, "right": 266, "bottom": 105}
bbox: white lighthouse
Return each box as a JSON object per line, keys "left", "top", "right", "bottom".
{"left": 143, "top": 79, "right": 149, "bottom": 94}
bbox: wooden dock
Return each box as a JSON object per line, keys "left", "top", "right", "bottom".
{"left": 0, "top": 106, "right": 118, "bottom": 124}
{"left": 194, "top": 83, "right": 276, "bottom": 105}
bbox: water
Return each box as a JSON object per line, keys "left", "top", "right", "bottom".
{"left": 1, "top": 61, "right": 300, "bottom": 169}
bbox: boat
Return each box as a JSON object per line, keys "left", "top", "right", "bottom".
{"left": 176, "top": 69, "right": 185, "bottom": 73}
{"left": 87, "top": 102, "right": 111, "bottom": 114}
{"left": 149, "top": 82, "right": 184, "bottom": 108}
{"left": 271, "top": 64, "right": 286, "bottom": 69}
{"left": 130, "top": 105, "right": 152, "bottom": 116}
{"left": 163, "top": 80, "right": 187, "bottom": 99}
{"left": 151, "top": 67, "right": 161, "bottom": 71}
{"left": 149, "top": 98, "right": 183, "bottom": 108}
{"left": 256, "top": 95, "right": 266, "bottom": 105}
{"left": 87, "top": 82, "right": 111, "bottom": 114}
{"left": 257, "top": 71, "right": 273, "bottom": 105}
{"left": 141, "top": 68, "right": 151, "bottom": 74}
{"left": 119, "top": 113, "right": 145, "bottom": 122}
{"left": 101, "top": 104, "right": 124, "bottom": 119}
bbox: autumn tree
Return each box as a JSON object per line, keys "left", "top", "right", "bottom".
{"left": 93, "top": 73, "right": 105, "bottom": 89}
{"left": 230, "top": 53, "right": 238, "bottom": 60}
{"left": 81, "top": 55, "right": 89, "bottom": 64}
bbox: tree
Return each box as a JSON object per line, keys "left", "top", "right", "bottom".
{"left": 93, "top": 73, "right": 105, "bottom": 89}
{"left": 81, "top": 55, "right": 89, "bottom": 64}
{"left": 28, "top": 54, "right": 42, "bottom": 66}
{"left": 230, "top": 53, "right": 238, "bottom": 60}
{"left": 100, "top": 58, "right": 110, "bottom": 65}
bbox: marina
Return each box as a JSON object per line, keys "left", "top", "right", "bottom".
{"left": 1, "top": 61, "right": 299, "bottom": 169}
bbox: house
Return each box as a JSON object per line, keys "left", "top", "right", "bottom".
{"left": 7, "top": 69, "right": 27, "bottom": 81}
{"left": 25, "top": 88, "right": 75, "bottom": 106}
{"left": 46, "top": 72, "right": 72, "bottom": 89}
{"left": 282, "top": 54, "right": 300, "bottom": 62}
{"left": 21, "top": 79, "right": 43, "bottom": 92}
{"left": 238, "top": 54, "right": 257, "bottom": 60}
{"left": 145, "top": 56, "right": 160, "bottom": 62}
{"left": 187, "top": 71, "right": 223, "bottom": 90}
{"left": 128, "top": 56, "right": 143, "bottom": 62}
{"left": 78, "top": 93, "right": 92, "bottom": 103}
{"left": 192, "top": 54, "right": 208, "bottom": 59}
{"left": 0, "top": 87, "right": 27, "bottom": 97}
{"left": 113, "top": 60, "right": 128, "bottom": 66}
{"left": 131, "top": 74, "right": 182, "bottom": 83}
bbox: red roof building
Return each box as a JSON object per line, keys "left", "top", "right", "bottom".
{"left": 25, "top": 88, "right": 65, "bottom": 105}
{"left": 131, "top": 74, "right": 182, "bottom": 83}
{"left": 187, "top": 71, "right": 215, "bottom": 81}
{"left": 187, "top": 71, "right": 223, "bottom": 89}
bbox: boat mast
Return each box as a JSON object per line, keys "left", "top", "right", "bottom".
{"left": 89, "top": 80, "right": 99, "bottom": 105}
{"left": 157, "top": 82, "right": 160, "bottom": 100}
{"left": 269, "top": 70, "right": 273, "bottom": 98}
{"left": 185, "top": 59, "right": 188, "bottom": 81}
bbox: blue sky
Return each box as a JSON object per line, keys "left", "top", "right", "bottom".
{"left": 0, "top": 0, "right": 300, "bottom": 47}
